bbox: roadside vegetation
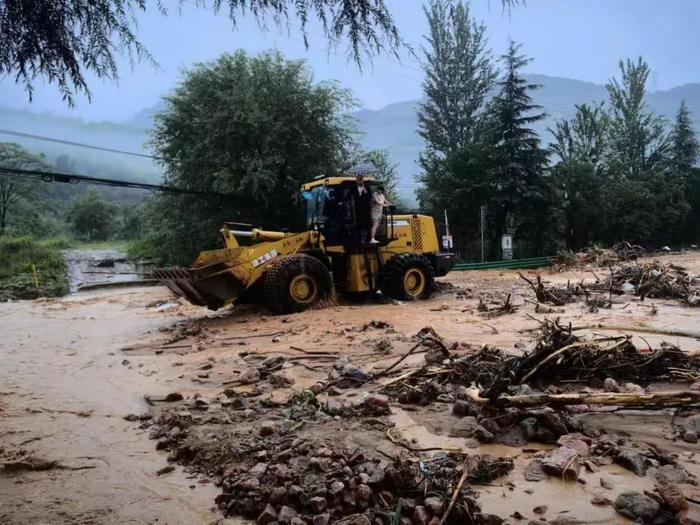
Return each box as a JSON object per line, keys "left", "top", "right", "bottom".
{"left": 0, "top": 237, "right": 69, "bottom": 300}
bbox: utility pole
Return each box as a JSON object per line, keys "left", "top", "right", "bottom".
{"left": 480, "top": 205, "right": 486, "bottom": 262}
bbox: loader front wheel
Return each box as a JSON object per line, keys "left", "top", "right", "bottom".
{"left": 263, "top": 254, "right": 333, "bottom": 314}
{"left": 379, "top": 254, "right": 435, "bottom": 301}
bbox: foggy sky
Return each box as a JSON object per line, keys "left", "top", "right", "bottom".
{"left": 1, "top": 0, "right": 698, "bottom": 121}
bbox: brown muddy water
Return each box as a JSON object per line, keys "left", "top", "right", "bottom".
{"left": 1, "top": 251, "right": 699, "bottom": 524}
{"left": 0, "top": 287, "right": 224, "bottom": 525}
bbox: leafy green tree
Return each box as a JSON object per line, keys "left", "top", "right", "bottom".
{"left": 1, "top": 0, "right": 402, "bottom": 105}
{"left": 549, "top": 103, "right": 608, "bottom": 249}
{"left": 144, "top": 50, "right": 357, "bottom": 263}
{"left": 416, "top": 0, "right": 496, "bottom": 258}
{"left": 485, "top": 41, "right": 551, "bottom": 257}
{"left": 68, "top": 190, "right": 116, "bottom": 241}
{"left": 418, "top": 0, "right": 496, "bottom": 158}
{"left": 0, "top": 143, "right": 46, "bottom": 235}
{"left": 604, "top": 58, "right": 669, "bottom": 179}
{"left": 550, "top": 102, "right": 608, "bottom": 168}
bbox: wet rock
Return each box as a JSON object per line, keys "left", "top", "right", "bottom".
{"left": 257, "top": 503, "right": 278, "bottom": 525}
{"left": 329, "top": 480, "right": 345, "bottom": 496}
{"left": 613, "top": 491, "right": 659, "bottom": 522}
{"left": 278, "top": 505, "right": 297, "bottom": 524}
{"left": 655, "top": 465, "right": 691, "bottom": 485}
{"left": 524, "top": 459, "right": 547, "bottom": 482}
{"left": 590, "top": 496, "right": 612, "bottom": 506}
{"left": 357, "top": 484, "right": 372, "bottom": 504}
{"left": 599, "top": 477, "right": 614, "bottom": 490}
{"left": 309, "top": 383, "right": 325, "bottom": 395}
{"left": 424, "top": 347, "right": 446, "bottom": 365}
{"left": 238, "top": 477, "right": 260, "bottom": 491}
{"left": 156, "top": 465, "right": 175, "bottom": 475}
{"left": 556, "top": 435, "right": 590, "bottom": 457}
{"left": 683, "top": 430, "right": 698, "bottom": 443}
{"left": 309, "top": 496, "right": 328, "bottom": 514}
{"left": 541, "top": 446, "right": 580, "bottom": 480}
{"left": 412, "top": 505, "right": 430, "bottom": 525}
{"left": 424, "top": 496, "right": 443, "bottom": 515}
{"left": 452, "top": 399, "right": 471, "bottom": 417}
{"left": 603, "top": 378, "right": 620, "bottom": 393}
{"left": 657, "top": 483, "right": 687, "bottom": 513}
{"left": 270, "top": 486, "right": 287, "bottom": 504}
{"left": 677, "top": 508, "right": 700, "bottom": 525}
{"left": 164, "top": 392, "right": 184, "bottom": 402}
{"left": 270, "top": 373, "right": 296, "bottom": 387}
{"left": 615, "top": 448, "right": 648, "bottom": 476}
{"left": 520, "top": 417, "right": 538, "bottom": 440}
{"left": 519, "top": 416, "right": 556, "bottom": 443}
{"left": 449, "top": 416, "right": 479, "bottom": 438}
{"left": 683, "top": 413, "right": 700, "bottom": 433}
{"left": 363, "top": 394, "right": 389, "bottom": 408}
{"left": 259, "top": 421, "right": 278, "bottom": 437}
{"left": 475, "top": 425, "right": 494, "bottom": 443}
{"left": 622, "top": 382, "right": 644, "bottom": 394}
{"left": 312, "top": 514, "right": 331, "bottom": 525}
{"left": 240, "top": 367, "right": 261, "bottom": 384}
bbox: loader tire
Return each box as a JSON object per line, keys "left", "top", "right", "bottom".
{"left": 379, "top": 253, "right": 435, "bottom": 301}
{"left": 263, "top": 254, "right": 333, "bottom": 314}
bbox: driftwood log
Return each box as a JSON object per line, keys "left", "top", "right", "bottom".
{"left": 465, "top": 386, "right": 700, "bottom": 409}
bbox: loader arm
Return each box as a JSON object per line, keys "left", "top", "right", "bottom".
{"left": 153, "top": 230, "right": 321, "bottom": 310}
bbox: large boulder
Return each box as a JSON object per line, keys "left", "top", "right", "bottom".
{"left": 613, "top": 491, "right": 660, "bottom": 523}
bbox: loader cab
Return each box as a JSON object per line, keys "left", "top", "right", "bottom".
{"left": 301, "top": 176, "right": 393, "bottom": 247}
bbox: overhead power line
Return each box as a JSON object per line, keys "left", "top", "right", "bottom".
{"left": 0, "top": 166, "right": 234, "bottom": 198}
{"left": 0, "top": 129, "right": 165, "bottom": 161}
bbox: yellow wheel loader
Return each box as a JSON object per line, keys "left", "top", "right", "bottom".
{"left": 153, "top": 176, "right": 454, "bottom": 313}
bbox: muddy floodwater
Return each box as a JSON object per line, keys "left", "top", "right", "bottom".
{"left": 1, "top": 252, "right": 699, "bottom": 524}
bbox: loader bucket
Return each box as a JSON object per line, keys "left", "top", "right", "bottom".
{"left": 152, "top": 265, "right": 246, "bottom": 310}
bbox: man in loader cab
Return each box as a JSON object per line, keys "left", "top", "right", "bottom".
{"left": 352, "top": 173, "right": 373, "bottom": 243}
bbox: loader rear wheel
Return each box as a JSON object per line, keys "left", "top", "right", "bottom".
{"left": 263, "top": 254, "right": 333, "bottom": 314}
{"left": 379, "top": 254, "right": 435, "bottom": 301}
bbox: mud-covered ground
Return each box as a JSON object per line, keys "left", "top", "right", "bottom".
{"left": 1, "top": 252, "right": 699, "bottom": 524}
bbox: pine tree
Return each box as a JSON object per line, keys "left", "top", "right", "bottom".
{"left": 486, "top": 41, "right": 550, "bottom": 256}
{"left": 670, "top": 101, "right": 699, "bottom": 173}
{"left": 670, "top": 101, "right": 700, "bottom": 244}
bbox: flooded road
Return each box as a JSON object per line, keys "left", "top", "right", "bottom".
{"left": 0, "top": 287, "right": 221, "bottom": 525}
{"left": 1, "top": 250, "right": 699, "bottom": 524}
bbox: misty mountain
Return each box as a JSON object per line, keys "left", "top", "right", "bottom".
{"left": 3, "top": 75, "right": 700, "bottom": 205}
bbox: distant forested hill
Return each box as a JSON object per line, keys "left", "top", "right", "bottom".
{"left": 3, "top": 74, "right": 700, "bottom": 205}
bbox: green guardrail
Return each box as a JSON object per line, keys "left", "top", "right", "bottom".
{"left": 453, "top": 256, "right": 552, "bottom": 271}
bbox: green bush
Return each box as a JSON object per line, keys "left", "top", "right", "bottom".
{"left": 0, "top": 236, "right": 69, "bottom": 300}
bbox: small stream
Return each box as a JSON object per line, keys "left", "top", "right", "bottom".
{"left": 63, "top": 248, "right": 155, "bottom": 293}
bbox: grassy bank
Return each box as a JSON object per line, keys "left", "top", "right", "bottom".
{"left": 0, "top": 237, "right": 70, "bottom": 301}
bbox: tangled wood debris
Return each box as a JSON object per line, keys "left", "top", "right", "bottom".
{"left": 591, "top": 261, "right": 700, "bottom": 306}
{"left": 553, "top": 242, "right": 646, "bottom": 269}
{"left": 521, "top": 261, "right": 699, "bottom": 307}
{"left": 382, "top": 319, "right": 700, "bottom": 408}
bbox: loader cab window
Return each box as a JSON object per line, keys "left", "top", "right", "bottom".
{"left": 303, "top": 185, "right": 330, "bottom": 228}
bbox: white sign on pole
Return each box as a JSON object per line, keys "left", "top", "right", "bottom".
{"left": 442, "top": 235, "right": 453, "bottom": 249}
